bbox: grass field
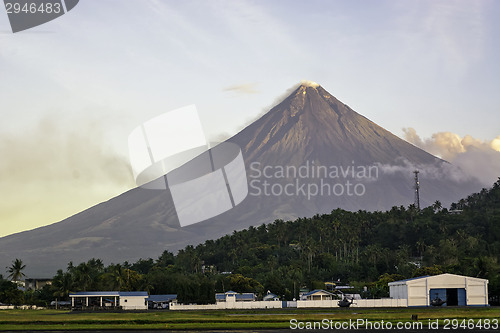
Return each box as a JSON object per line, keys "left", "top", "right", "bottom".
{"left": 0, "top": 307, "right": 498, "bottom": 330}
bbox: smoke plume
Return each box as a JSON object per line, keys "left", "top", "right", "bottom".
{"left": 0, "top": 117, "right": 135, "bottom": 237}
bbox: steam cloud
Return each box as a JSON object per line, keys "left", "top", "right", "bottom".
{"left": 376, "top": 157, "right": 470, "bottom": 184}
{"left": 300, "top": 80, "right": 319, "bottom": 87}
{"left": 0, "top": 117, "right": 135, "bottom": 237}
{"left": 233, "top": 81, "right": 319, "bottom": 135}
{"left": 402, "top": 128, "right": 500, "bottom": 186}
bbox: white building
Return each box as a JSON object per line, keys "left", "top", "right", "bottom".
{"left": 389, "top": 274, "right": 488, "bottom": 307}
{"left": 69, "top": 291, "right": 148, "bottom": 310}
{"left": 119, "top": 291, "right": 149, "bottom": 310}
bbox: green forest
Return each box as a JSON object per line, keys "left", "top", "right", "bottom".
{"left": 2, "top": 179, "right": 499, "bottom": 306}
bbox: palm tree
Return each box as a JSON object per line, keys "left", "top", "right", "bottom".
{"left": 7, "top": 259, "right": 26, "bottom": 282}
{"left": 107, "top": 264, "right": 126, "bottom": 290}
{"left": 416, "top": 239, "right": 426, "bottom": 257}
{"left": 74, "top": 263, "right": 93, "bottom": 291}
{"left": 52, "top": 269, "right": 74, "bottom": 298}
{"left": 432, "top": 200, "right": 442, "bottom": 212}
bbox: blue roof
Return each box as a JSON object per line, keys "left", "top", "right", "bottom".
{"left": 69, "top": 291, "right": 148, "bottom": 297}
{"left": 146, "top": 294, "right": 177, "bottom": 302}
{"left": 119, "top": 291, "right": 148, "bottom": 297}
{"left": 235, "top": 293, "right": 255, "bottom": 300}
{"left": 70, "top": 291, "right": 119, "bottom": 296}
{"left": 263, "top": 293, "right": 278, "bottom": 300}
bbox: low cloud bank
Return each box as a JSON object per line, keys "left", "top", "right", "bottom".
{"left": 402, "top": 128, "right": 500, "bottom": 186}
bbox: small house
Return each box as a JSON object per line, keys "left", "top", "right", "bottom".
{"left": 215, "top": 291, "right": 256, "bottom": 302}
{"left": 263, "top": 292, "right": 280, "bottom": 301}
{"left": 301, "top": 289, "right": 336, "bottom": 301}
{"left": 146, "top": 294, "right": 177, "bottom": 309}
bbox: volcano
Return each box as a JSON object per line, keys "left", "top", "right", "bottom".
{"left": 0, "top": 82, "right": 480, "bottom": 276}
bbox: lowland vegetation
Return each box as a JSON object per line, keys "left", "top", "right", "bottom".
{"left": 1, "top": 179, "right": 499, "bottom": 306}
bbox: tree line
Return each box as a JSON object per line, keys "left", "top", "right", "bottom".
{"left": 1, "top": 178, "right": 499, "bottom": 306}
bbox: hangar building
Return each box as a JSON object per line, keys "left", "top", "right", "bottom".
{"left": 389, "top": 273, "right": 488, "bottom": 307}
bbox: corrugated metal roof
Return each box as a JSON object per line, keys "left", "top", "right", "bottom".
{"left": 435, "top": 273, "right": 488, "bottom": 281}
{"left": 119, "top": 291, "right": 148, "bottom": 297}
{"left": 388, "top": 273, "right": 489, "bottom": 286}
{"left": 263, "top": 293, "right": 278, "bottom": 300}
{"left": 69, "top": 291, "right": 148, "bottom": 297}
{"left": 215, "top": 292, "right": 255, "bottom": 300}
{"left": 146, "top": 294, "right": 177, "bottom": 302}
{"left": 69, "top": 291, "right": 120, "bottom": 296}
{"left": 235, "top": 293, "right": 255, "bottom": 300}
{"left": 388, "top": 275, "right": 430, "bottom": 285}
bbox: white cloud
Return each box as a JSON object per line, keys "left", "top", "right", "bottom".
{"left": 403, "top": 127, "right": 500, "bottom": 186}
{"left": 224, "top": 83, "right": 259, "bottom": 94}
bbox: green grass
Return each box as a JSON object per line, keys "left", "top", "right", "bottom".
{"left": 0, "top": 307, "right": 498, "bottom": 330}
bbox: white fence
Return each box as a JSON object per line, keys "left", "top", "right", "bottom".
{"left": 0, "top": 305, "right": 46, "bottom": 310}
{"left": 354, "top": 298, "right": 407, "bottom": 307}
{"left": 297, "top": 298, "right": 407, "bottom": 308}
{"left": 171, "top": 298, "right": 407, "bottom": 310}
{"left": 170, "top": 301, "right": 282, "bottom": 310}
{"left": 0, "top": 299, "right": 407, "bottom": 311}
{"left": 0, "top": 306, "right": 15, "bottom": 310}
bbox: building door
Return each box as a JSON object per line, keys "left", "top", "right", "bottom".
{"left": 457, "top": 288, "right": 466, "bottom": 306}
{"left": 429, "top": 288, "right": 447, "bottom": 306}
{"left": 447, "top": 288, "right": 466, "bottom": 306}
{"left": 430, "top": 288, "right": 467, "bottom": 306}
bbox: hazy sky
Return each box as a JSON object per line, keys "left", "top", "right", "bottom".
{"left": 1, "top": 0, "right": 499, "bottom": 237}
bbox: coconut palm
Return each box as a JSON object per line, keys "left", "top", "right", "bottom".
{"left": 52, "top": 269, "right": 74, "bottom": 298}
{"left": 73, "top": 262, "right": 93, "bottom": 291}
{"left": 7, "top": 258, "right": 26, "bottom": 281}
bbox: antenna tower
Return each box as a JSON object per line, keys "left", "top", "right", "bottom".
{"left": 414, "top": 170, "right": 420, "bottom": 210}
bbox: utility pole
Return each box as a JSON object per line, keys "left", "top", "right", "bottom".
{"left": 414, "top": 170, "right": 420, "bottom": 210}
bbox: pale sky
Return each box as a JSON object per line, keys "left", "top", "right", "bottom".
{"left": 1, "top": 0, "right": 499, "bottom": 237}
